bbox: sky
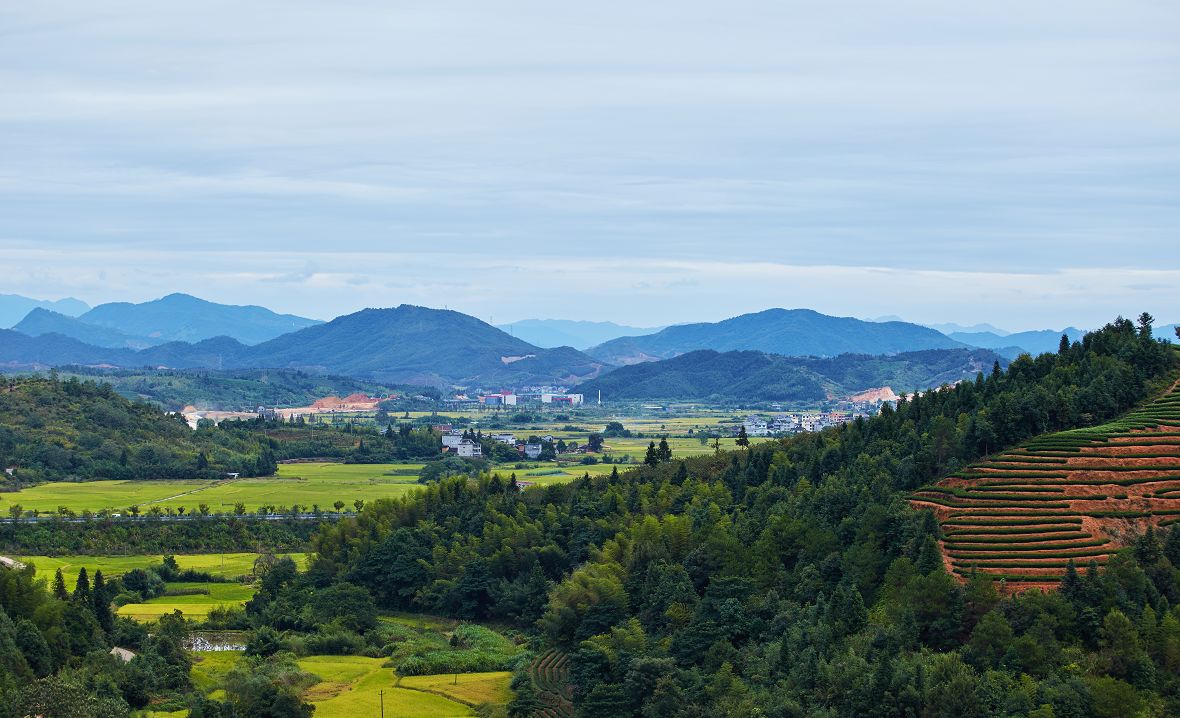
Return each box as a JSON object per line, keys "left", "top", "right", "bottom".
{"left": 1, "top": 1, "right": 1178, "bottom": 331}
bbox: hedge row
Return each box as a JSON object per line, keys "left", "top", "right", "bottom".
{"left": 951, "top": 570, "right": 1067, "bottom": 582}
{"left": 942, "top": 516, "right": 1083, "bottom": 527}
{"left": 944, "top": 539, "right": 1110, "bottom": 552}
{"left": 967, "top": 485, "right": 1066, "bottom": 493}
{"left": 945, "top": 548, "right": 1113, "bottom": 560}
{"left": 951, "top": 559, "right": 1109, "bottom": 569}
{"left": 912, "top": 495, "right": 1072, "bottom": 510}
{"left": 977, "top": 475, "right": 1180, "bottom": 487}
{"left": 942, "top": 531, "right": 1091, "bottom": 543}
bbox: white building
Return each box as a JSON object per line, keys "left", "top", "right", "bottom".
{"left": 456, "top": 439, "right": 483, "bottom": 458}
{"left": 743, "top": 416, "right": 770, "bottom": 437}
{"left": 770, "top": 415, "right": 798, "bottom": 434}
{"left": 540, "top": 393, "right": 584, "bottom": 405}
{"left": 800, "top": 414, "right": 826, "bottom": 432}
{"left": 491, "top": 433, "right": 516, "bottom": 445}
{"left": 441, "top": 431, "right": 465, "bottom": 450}
{"left": 523, "top": 443, "right": 543, "bottom": 459}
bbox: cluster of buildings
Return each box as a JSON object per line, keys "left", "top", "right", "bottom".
{"left": 741, "top": 411, "right": 860, "bottom": 437}
{"left": 439, "top": 429, "right": 557, "bottom": 460}
{"left": 442, "top": 388, "right": 589, "bottom": 410}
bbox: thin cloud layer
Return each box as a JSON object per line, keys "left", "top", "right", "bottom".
{"left": 1, "top": 1, "right": 1177, "bottom": 329}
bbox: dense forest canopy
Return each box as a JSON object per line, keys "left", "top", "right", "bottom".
{"left": 0, "top": 376, "right": 277, "bottom": 483}
{"left": 297, "top": 316, "right": 1180, "bottom": 716}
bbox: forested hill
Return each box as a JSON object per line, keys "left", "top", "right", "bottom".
{"left": 0, "top": 376, "right": 278, "bottom": 483}
{"left": 0, "top": 305, "right": 609, "bottom": 387}
{"left": 298, "top": 316, "right": 1180, "bottom": 716}
{"left": 585, "top": 308, "right": 964, "bottom": 365}
{"left": 578, "top": 347, "right": 1004, "bottom": 402}
{"left": 238, "top": 305, "right": 608, "bottom": 385}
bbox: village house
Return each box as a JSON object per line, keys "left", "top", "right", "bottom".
{"left": 456, "top": 439, "right": 483, "bottom": 458}
{"left": 523, "top": 443, "right": 543, "bottom": 459}
{"left": 491, "top": 433, "right": 516, "bottom": 445}
{"left": 441, "top": 430, "right": 465, "bottom": 450}
{"left": 742, "top": 416, "right": 770, "bottom": 437}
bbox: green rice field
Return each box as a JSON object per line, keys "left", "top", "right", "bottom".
{"left": 0, "top": 463, "right": 427, "bottom": 514}
{"left": 14, "top": 552, "right": 305, "bottom": 584}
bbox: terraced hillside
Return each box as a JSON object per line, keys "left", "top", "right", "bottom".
{"left": 911, "top": 380, "right": 1180, "bottom": 589}
{"left": 527, "top": 649, "right": 573, "bottom": 718}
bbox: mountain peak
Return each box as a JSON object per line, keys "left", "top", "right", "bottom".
{"left": 586, "top": 308, "right": 963, "bottom": 364}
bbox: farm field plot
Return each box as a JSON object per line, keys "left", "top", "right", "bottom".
{"left": 0, "top": 479, "right": 213, "bottom": 513}
{"left": 152, "top": 462, "right": 428, "bottom": 511}
{"left": 0, "top": 464, "right": 427, "bottom": 514}
{"left": 911, "top": 380, "right": 1180, "bottom": 589}
{"left": 298, "top": 656, "right": 475, "bottom": 718}
{"left": 15, "top": 552, "right": 304, "bottom": 584}
{"left": 119, "top": 582, "right": 257, "bottom": 621}
{"left": 397, "top": 672, "right": 512, "bottom": 706}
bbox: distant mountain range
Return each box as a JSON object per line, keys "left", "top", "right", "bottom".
{"left": 1, "top": 294, "right": 1174, "bottom": 394}
{"left": 946, "top": 327, "right": 1086, "bottom": 359}
{"left": 924, "top": 321, "right": 1011, "bottom": 336}
{"left": 0, "top": 294, "right": 89, "bottom": 328}
{"left": 579, "top": 348, "right": 1006, "bottom": 403}
{"left": 76, "top": 293, "right": 321, "bottom": 345}
{"left": 15, "top": 309, "right": 162, "bottom": 349}
{"left": 586, "top": 308, "right": 965, "bottom": 365}
{"left": 496, "top": 319, "right": 663, "bottom": 350}
{"left": 0, "top": 305, "right": 609, "bottom": 387}
{"left": 8, "top": 293, "right": 319, "bottom": 347}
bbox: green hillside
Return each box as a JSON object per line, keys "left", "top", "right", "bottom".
{"left": 0, "top": 376, "right": 277, "bottom": 483}
{"left": 580, "top": 347, "right": 1005, "bottom": 402}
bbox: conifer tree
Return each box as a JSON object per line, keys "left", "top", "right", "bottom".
{"left": 92, "top": 570, "right": 113, "bottom": 634}
{"left": 52, "top": 569, "right": 68, "bottom": 601}
{"left": 72, "top": 567, "right": 91, "bottom": 604}
{"left": 644, "top": 441, "right": 659, "bottom": 467}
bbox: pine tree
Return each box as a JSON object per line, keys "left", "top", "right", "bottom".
{"left": 92, "top": 570, "right": 114, "bottom": 634}
{"left": 657, "top": 437, "right": 672, "bottom": 462}
{"left": 644, "top": 441, "right": 659, "bottom": 467}
{"left": 915, "top": 535, "right": 943, "bottom": 574}
{"left": 1060, "top": 560, "right": 1082, "bottom": 605}
{"left": 72, "top": 567, "right": 91, "bottom": 604}
{"left": 735, "top": 426, "right": 749, "bottom": 448}
{"left": 52, "top": 569, "right": 69, "bottom": 601}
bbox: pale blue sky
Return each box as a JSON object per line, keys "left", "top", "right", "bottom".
{"left": 1, "top": 1, "right": 1177, "bottom": 330}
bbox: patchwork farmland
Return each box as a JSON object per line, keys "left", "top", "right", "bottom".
{"left": 911, "top": 380, "right": 1180, "bottom": 589}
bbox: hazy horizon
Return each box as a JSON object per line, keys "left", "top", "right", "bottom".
{"left": 2, "top": 2, "right": 1177, "bottom": 332}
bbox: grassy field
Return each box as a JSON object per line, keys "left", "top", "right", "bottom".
{"left": 398, "top": 672, "right": 512, "bottom": 706}
{"left": 0, "top": 479, "right": 213, "bottom": 513}
{"left": 298, "top": 656, "right": 476, "bottom": 718}
{"left": 0, "top": 464, "right": 426, "bottom": 514}
{"left": 15, "top": 552, "right": 305, "bottom": 584}
{"left": 119, "top": 582, "right": 258, "bottom": 621}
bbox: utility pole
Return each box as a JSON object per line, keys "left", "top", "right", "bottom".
{"left": 379, "top": 689, "right": 384, "bottom": 718}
